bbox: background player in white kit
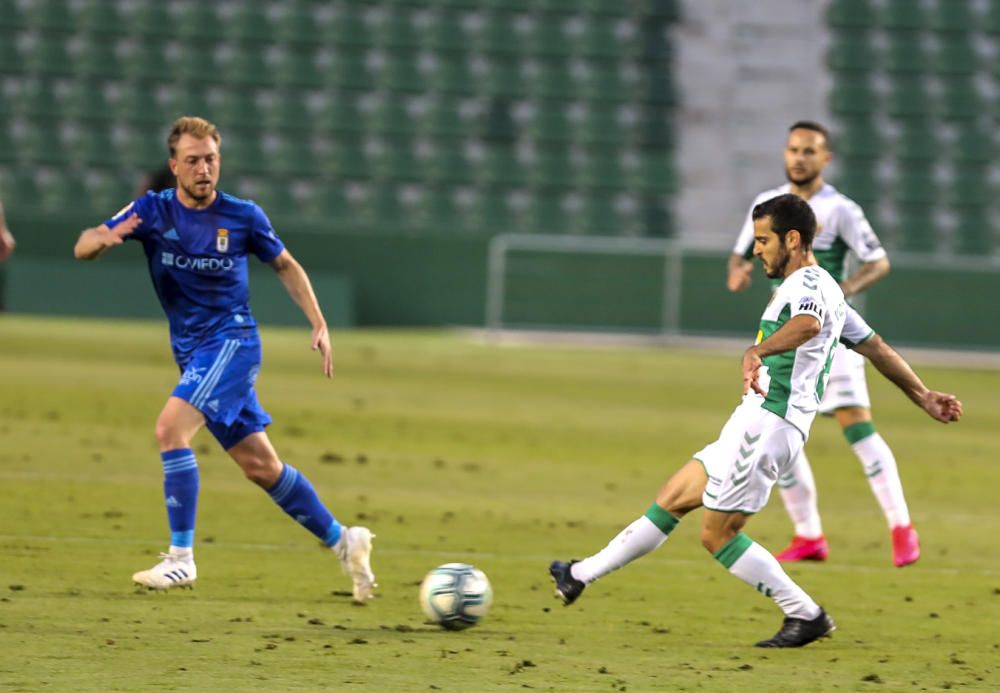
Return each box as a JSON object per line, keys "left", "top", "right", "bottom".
{"left": 550, "top": 194, "right": 962, "bottom": 647}
{"left": 726, "top": 121, "right": 918, "bottom": 567}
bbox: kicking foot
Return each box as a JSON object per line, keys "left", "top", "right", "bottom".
{"left": 755, "top": 608, "right": 836, "bottom": 648}
{"left": 549, "top": 560, "right": 586, "bottom": 606}
{"left": 335, "top": 526, "right": 377, "bottom": 603}
{"left": 132, "top": 553, "right": 197, "bottom": 590}
{"left": 775, "top": 535, "right": 829, "bottom": 562}
{"left": 891, "top": 524, "right": 920, "bottom": 567}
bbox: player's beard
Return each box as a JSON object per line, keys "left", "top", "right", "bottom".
{"left": 181, "top": 180, "right": 214, "bottom": 202}
{"left": 764, "top": 244, "right": 790, "bottom": 278}
{"left": 785, "top": 167, "right": 819, "bottom": 188}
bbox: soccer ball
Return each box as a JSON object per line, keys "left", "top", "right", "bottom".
{"left": 419, "top": 563, "right": 493, "bottom": 630}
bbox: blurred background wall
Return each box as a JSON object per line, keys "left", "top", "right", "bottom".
{"left": 1, "top": 0, "right": 998, "bottom": 348}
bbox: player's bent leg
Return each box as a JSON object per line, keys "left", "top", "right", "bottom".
{"left": 227, "top": 432, "right": 377, "bottom": 602}
{"left": 775, "top": 449, "right": 828, "bottom": 563}
{"left": 836, "top": 407, "right": 919, "bottom": 567}
{"left": 702, "top": 510, "right": 834, "bottom": 648}
{"left": 550, "top": 460, "right": 705, "bottom": 605}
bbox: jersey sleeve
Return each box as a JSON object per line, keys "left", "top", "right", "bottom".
{"left": 836, "top": 199, "right": 887, "bottom": 263}
{"left": 248, "top": 204, "right": 285, "bottom": 263}
{"left": 840, "top": 304, "right": 876, "bottom": 348}
{"left": 732, "top": 200, "right": 759, "bottom": 259}
{"left": 104, "top": 193, "right": 155, "bottom": 241}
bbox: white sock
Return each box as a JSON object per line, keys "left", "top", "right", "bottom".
{"left": 852, "top": 432, "right": 911, "bottom": 528}
{"left": 169, "top": 546, "right": 194, "bottom": 561}
{"left": 777, "top": 449, "right": 823, "bottom": 538}
{"left": 720, "top": 536, "right": 821, "bottom": 620}
{"left": 571, "top": 516, "right": 670, "bottom": 584}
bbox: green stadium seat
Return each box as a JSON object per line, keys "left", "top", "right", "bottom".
{"left": 165, "top": 87, "right": 214, "bottom": 124}
{"left": 834, "top": 118, "right": 882, "bottom": 160}
{"left": 62, "top": 79, "right": 113, "bottom": 122}
{"left": 987, "top": 3, "right": 1000, "bottom": 35}
{"left": 326, "top": 5, "right": 373, "bottom": 48}
{"left": 214, "top": 88, "right": 260, "bottom": 129}
{"left": 633, "top": 0, "right": 682, "bottom": 22}
{"left": 263, "top": 89, "right": 313, "bottom": 132}
{"left": 428, "top": 53, "right": 478, "bottom": 95}
{"left": 368, "top": 94, "right": 421, "bottom": 136}
{"left": 120, "top": 126, "right": 168, "bottom": 169}
{"left": 934, "top": 37, "right": 979, "bottom": 75}
{"left": 582, "top": 61, "right": 633, "bottom": 102}
{"left": 575, "top": 16, "right": 627, "bottom": 59}
{"left": 575, "top": 104, "right": 627, "bottom": 146}
{"left": 951, "top": 128, "right": 993, "bottom": 165}
{"left": 121, "top": 40, "right": 171, "bottom": 82}
{"left": 473, "top": 189, "right": 519, "bottom": 234}
{"left": 127, "top": 3, "right": 171, "bottom": 36}
{"left": 0, "top": 123, "right": 16, "bottom": 163}
{"left": 530, "top": 146, "right": 578, "bottom": 188}
{"left": 271, "top": 135, "right": 322, "bottom": 178}
{"left": 879, "top": 0, "right": 926, "bottom": 31}
{"left": 377, "top": 9, "right": 426, "bottom": 49}
{"left": 579, "top": 150, "right": 626, "bottom": 189}
{"left": 952, "top": 210, "right": 995, "bottom": 256}
{"left": 300, "top": 181, "right": 361, "bottom": 228}
{"left": 418, "top": 95, "right": 477, "bottom": 137}
{"left": 14, "top": 78, "right": 60, "bottom": 120}
{"left": 40, "top": 168, "right": 92, "bottom": 216}
{"left": 18, "top": 121, "right": 67, "bottom": 165}
{"left": 638, "top": 65, "right": 678, "bottom": 105}
{"left": 478, "top": 144, "right": 523, "bottom": 186}
{"left": 635, "top": 107, "right": 675, "bottom": 148}
{"left": 883, "top": 34, "right": 928, "bottom": 74}
{"left": 0, "top": 28, "right": 21, "bottom": 75}
{"left": 893, "top": 170, "right": 937, "bottom": 206}
{"left": 220, "top": 129, "right": 268, "bottom": 175}
{"left": 321, "top": 140, "right": 372, "bottom": 179}
{"left": 379, "top": 50, "right": 427, "bottom": 92}
{"left": 73, "top": 41, "right": 123, "bottom": 79}
{"left": 324, "top": 49, "right": 378, "bottom": 91}
{"left": 218, "top": 44, "right": 274, "bottom": 87}
{"left": 66, "top": 123, "right": 117, "bottom": 168}
{"left": 77, "top": 1, "right": 124, "bottom": 36}
{"left": 481, "top": 12, "right": 527, "bottom": 55}
{"left": 175, "top": 4, "right": 219, "bottom": 42}
{"left": 482, "top": 57, "right": 528, "bottom": 99}
{"left": 224, "top": 5, "right": 274, "bottom": 43}
{"left": 418, "top": 187, "right": 472, "bottom": 234}
{"left": 372, "top": 137, "right": 429, "bottom": 181}
{"left": 948, "top": 168, "right": 992, "bottom": 208}
{"left": 827, "top": 0, "right": 877, "bottom": 29}
{"left": 365, "top": 184, "right": 418, "bottom": 232}
{"left": 632, "top": 153, "right": 677, "bottom": 193}
{"left": 834, "top": 162, "right": 879, "bottom": 208}
{"left": 322, "top": 91, "right": 368, "bottom": 135}
{"left": 929, "top": 2, "right": 977, "bottom": 33}
{"left": 938, "top": 78, "right": 986, "bottom": 121}
{"left": 527, "top": 16, "right": 574, "bottom": 57}
{"left": 885, "top": 77, "right": 932, "bottom": 119}
{"left": 829, "top": 74, "right": 877, "bottom": 115}
{"left": 894, "top": 207, "right": 939, "bottom": 253}
{"left": 827, "top": 32, "right": 878, "bottom": 73}
{"left": 0, "top": 0, "right": 24, "bottom": 28}
{"left": 579, "top": 193, "right": 626, "bottom": 235}
{"left": 117, "top": 82, "right": 168, "bottom": 126}
{"left": 523, "top": 101, "right": 572, "bottom": 143}
{"left": 25, "top": 34, "right": 74, "bottom": 76}
{"left": 527, "top": 192, "right": 573, "bottom": 233}
{"left": 273, "top": 48, "right": 324, "bottom": 89}
{"left": 275, "top": 2, "right": 323, "bottom": 46}
{"left": 426, "top": 12, "right": 471, "bottom": 53}
{"left": 895, "top": 121, "right": 938, "bottom": 163}
{"left": 24, "top": 0, "right": 76, "bottom": 32}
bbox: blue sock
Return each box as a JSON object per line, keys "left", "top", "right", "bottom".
{"left": 162, "top": 448, "right": 199, "bottom": 548}
{"left": 267, "top": 464, "right": 342, "bottom": 546}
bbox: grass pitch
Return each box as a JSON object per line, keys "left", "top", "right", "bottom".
{"left": 1, "top": 315, "right": 998, "bottom": 691}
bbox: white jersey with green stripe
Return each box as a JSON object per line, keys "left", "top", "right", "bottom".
{"left": 750, "top": 264, "right": 848, "bottom": 437}
{"left": 733, "top": 183, "right": 887, "bottom": 283}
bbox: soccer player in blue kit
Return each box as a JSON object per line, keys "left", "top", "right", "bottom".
{"left": 73, "top": 116, "right": 376, "bottom": 602}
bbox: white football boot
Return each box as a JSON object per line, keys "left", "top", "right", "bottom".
{"left": 334, "top": 526, "right": 377, "bottom": 603}
{"left": 132, "top": 553, "right": 197, "bottom": 590}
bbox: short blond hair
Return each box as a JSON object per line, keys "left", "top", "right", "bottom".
{"left": 167, "top": 116, "right": 222, "bottom": 157}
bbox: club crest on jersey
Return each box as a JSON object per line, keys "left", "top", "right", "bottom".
{"left": 216, "top": 228, "right": 229, "bottom": 253}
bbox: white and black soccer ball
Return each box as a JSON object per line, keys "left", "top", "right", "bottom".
{"left": 419, "top": 563, "right": 493, "bottom": 631}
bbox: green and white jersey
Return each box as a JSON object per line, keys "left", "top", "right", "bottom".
{"left": 751, "top": 264, "right": 848, "bottom": 437}
{"left": 734, "top": 183, "right": 887, "bottom": 283}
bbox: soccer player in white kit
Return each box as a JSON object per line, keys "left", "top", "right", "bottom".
{"left": 549, "top": 194, "right": 962, "bottom": 647}
{"left": 727, "top": 121, "right": 918, "bottom": 567}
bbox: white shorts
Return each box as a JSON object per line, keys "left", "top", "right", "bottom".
{"left": 695, "top": 404, "right": 805, "bottom": 514}
{"left": 818, "top": 343, "right": 870, "bottom": 414}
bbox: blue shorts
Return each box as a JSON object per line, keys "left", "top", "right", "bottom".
{"left": 173, "top": 330, "right": 272, "bottom": 450}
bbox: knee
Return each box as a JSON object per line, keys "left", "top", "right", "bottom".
{"left": 155, "top": 418, "right": 188, "bottom": 451}
{"left": 238, "top": 456, "right": 282, "bottom": 488}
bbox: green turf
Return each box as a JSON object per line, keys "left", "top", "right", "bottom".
{"left": 1, "top": 315, "right": 998, "bottom": 691}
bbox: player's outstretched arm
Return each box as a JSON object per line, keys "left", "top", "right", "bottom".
{"left": 73, "top": 214, "right": 142, "bottom": 261}
{"left": 726, "top": 253, "right": 754, "bottom": 293}
{"left": 840, "top": 256, "right": 890, "bottom": 298}
{"left": 270, "top": 249, "right": 332, "bottom": 378}
{"left": 852, "top": 334, "right": 963, "bottom": 423}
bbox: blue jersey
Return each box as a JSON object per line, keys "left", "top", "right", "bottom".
{"left": 105, "top": 189, "right": 285, "bottom": 363}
